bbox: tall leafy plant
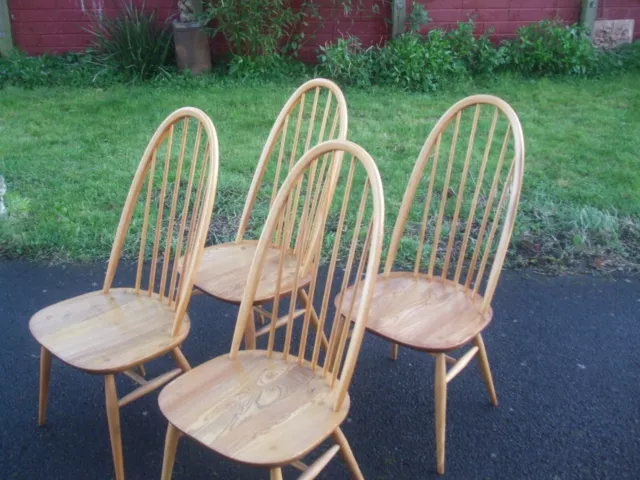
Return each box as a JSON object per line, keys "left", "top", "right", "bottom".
{"left": 202, "top": 0, "right": 319, "bottom": 58}
{"left": 86, "top": 1, "right": 173, "bottom": 80}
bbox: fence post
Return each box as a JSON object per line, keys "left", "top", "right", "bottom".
{"left": 0, "top": 0, "right": 14, "bottom": 55}
{"left": 391, "top": 0, "right": 407, "bottom": 39}
{"left": 580, "top": 0, "right": 598, "bottom": 34}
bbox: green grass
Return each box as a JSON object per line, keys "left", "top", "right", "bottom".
{"left": 1, "top": 74, "right": 639, "bottom": 271}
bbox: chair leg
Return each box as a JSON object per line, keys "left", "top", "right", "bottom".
{"left": 269, "top": 467, "right": 283, "bottom": 480}
{"left": 170, "top": 347, "right": 191, "bottom": 372}
{"left": 136, "top": 364, "right": 146, "bottom": 377}
{"left": 435, "top": 354, "right": 447, "bottom": 475}
{"left": 390, "top": 343, "right": 399, "bottom": 361}
{"left": 161, "top": 423, "right": 181, "bottom": 480}
{"left": 105, "top": 374, "right": 125, "bottom": 480}
{"left": 473, "top": 334, "right": 498, "bottom": 406}
{"left": 332, "top": 427, "right": 364, "bottom": 480}
{"left": 38, "top": 346, "right": 52, "bottom": 426}
{"left": 245, "top": 315, "right": 257, "bottom": 350}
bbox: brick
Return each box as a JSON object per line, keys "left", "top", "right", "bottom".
{"left": 429, "top": 9, "right": 468, "bottom": 22}
{"left": 602, "top": 8, "right": 631, "bottom": 18}
{"left": 557, "top": 8, "right": 580, "bottom": 22}
{"left": 463, "top": 0, "right": 510, "bottom": 9}
{"left": 508, "top": 8, "right": 559, "bottom": 22}
{"left": 491, "top": 21, "right": 520, "bottom": 34}
{"left": 473, "top": 8, "right": 510, "bottom": 22}
{"left": 509, "top": 0, "right": 556, "bottom": 8}
{"left": 418, "top": 0, "right": 464, "bottom": 8}
{"left": 556, "top": 0, "right": 580, "bottom": 7}
{"left": 14, "top": 21, "right": 85, "bottom": 35}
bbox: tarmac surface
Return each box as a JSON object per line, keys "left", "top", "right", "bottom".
{"left": 1, "top": 260, "right": 639, "bottom": 479}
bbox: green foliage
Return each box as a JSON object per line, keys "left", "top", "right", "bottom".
{"left": 407, "top": 1, "right": 431, "bottom": 33}
{"left": 86, "top": 0, "right": 173, "bottom": 80}
{"left": 502, "top": 20, "right": 597, "bottom": 76}
{"left": 0, "top": 51, "right": 122, "bottom": 89}
{"left": 375, "top": 30, "right": 466, "bottom": 91}
{"left": 228, "top": 54, "right": 309, "bottom": 81}
{"left": 317, "top": 37, "right": 375, "bottom": 87}
{"left": 202, "top": 0, "right": 318, "bottom": 58}
{"left": 444, "top": 19, "right": 503, "bottom": 75}
{"left": 596, "top": 41, "right": 640, "bottom": 73}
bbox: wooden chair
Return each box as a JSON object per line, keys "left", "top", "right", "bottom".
{"left": 190, "top": 78, "right": 348, "bottom": 350}
{"left": 337, "top": 95, "right": 525, "bottom": 474}
{"left": 29, "top": 107, "right": 220, "bottom": 480}
{"left": 158, "top": 140, "right": 384, "bottom": 480}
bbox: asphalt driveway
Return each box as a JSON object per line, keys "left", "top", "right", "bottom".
{"left": 0, "top": 260, "right": 638, "bottom": 479}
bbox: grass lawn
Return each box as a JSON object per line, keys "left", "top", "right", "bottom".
{"left": 1, "top": 74, "right": 639, "bottom": 271}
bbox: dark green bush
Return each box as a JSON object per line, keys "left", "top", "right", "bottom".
{"left": 0, "top": 52, "right": 122, "bottom": 89}
{"left": 86, "top": 0, "right": 173, "bottom": 80}
{"left": 375, "top": 30, "right": 466, "bottom": 91}
{"left": 596, "top": 41, "right": 640, "bottom": 73}
{"left": 444, "top": 19, "right": 503, "bottom": 76}
{"left": 502, "top": 20, "right": 597, "bottom": 76}
{"left": 318, "top": 37, "right": 375, "bottom": 87}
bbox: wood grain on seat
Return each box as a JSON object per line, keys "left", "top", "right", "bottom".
{"left": 159, "top": 350, "right": 349, "bottom": 467}
{"left": 337, "top": 272, "right": 492, "bottom": 353}
{"left": 29, "top": 288, "right": 190, "bottom": 374}
{"left": 193, "top": 241, "right": 311, "bottom": 305}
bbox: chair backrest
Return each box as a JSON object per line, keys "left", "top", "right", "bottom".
{"left": 235, "top": 78, "right": 348, "bottom": 242}
{"left": 102, "top": 107, "right": 219, "bottom": 335}
{"left": 229, "top": 140, "right": 384, "bottom": 411}
{"left": 385, "top": 95, "right": 525, "bottom": 311}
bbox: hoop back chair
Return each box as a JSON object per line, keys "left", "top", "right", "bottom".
{"left": 338, "top": 95, "right": 525, "bottom": 474}
{"left": 191, "top": 78, "right": 348, "bottom": 349}
{"left": 158, "top": 140, "right": 384, "bottom": 480}
{"left": 29, "top": 107, "right": 220, "bottom": 480}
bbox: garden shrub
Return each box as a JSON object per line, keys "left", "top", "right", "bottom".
{"left": 86, "top": 0, "right": 173, "bottom": 81}
{"left": 318, "top": 37, "right": 375, "bottom": 87}
{"left": 375, "top": 30, "right": 466, "bottom": 91}
{"left": 502, "top": 20, "right": 597, "bottom": 76}
{"left": 444, "top": 19, "right": 504, "bottom": 76}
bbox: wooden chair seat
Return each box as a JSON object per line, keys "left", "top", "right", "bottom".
{"left": 193, "top": 241, "right": 312, "bottom": 305}
{"left": 29, "top": 289, "right": 190, "bottom": 374}
{"left": 158, "top": 350, "right": 350, "bottom": 467}
{"left": 338, "top": 272, "right": 493, "bottom": 353}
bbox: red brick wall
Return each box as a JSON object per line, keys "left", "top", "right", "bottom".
{"left": 6, "top": 0, "right": 640, "bottom": 58}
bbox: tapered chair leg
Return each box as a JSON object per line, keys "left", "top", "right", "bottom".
{"left": 105, "top": 374, "right": 125, "bottom": 480}
{"left": 38, "top": 346, "right": 52, "bottom": 426}
{"left": 245, "top": 315, "right": 257, "bottom": 350}
{"left": 435, "top": 354, "right": 447, "bottom": 475}
{"left": 332, "top": 427, "right": 364, "bottom": 480}
{"left": 161, "top": 423, "right": 181, "bottom": 480}
{"left": 390, "top": 343, "right": 399, "bottom": 361}
{"left": 270, "top": 467, "right": 283, "bottom": 480}
{"left": 171, "top": 347, "right": 192, "bottom": 372}
{"left": 136, "top": 364, "right": 146, "bottom": 377}
{"left": 472, "top": 334, "right": 498, "bottom": 406}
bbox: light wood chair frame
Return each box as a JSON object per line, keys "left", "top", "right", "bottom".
{"left": 344, "top": 94, "right": 524, "bottom": 474}
{"left": 159, "top": 140, "right": 385, "bottom": 480}
{"left": 193, "top": 78, "right": 348, "bottom": 351}
{"left": 30, "top": 107, "right": 219, "bottom": 480}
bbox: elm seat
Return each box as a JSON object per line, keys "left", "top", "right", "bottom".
{"left": 338, "top": 272, "right": 493, "bottom": 353}
{"left": 192, "top": 241, "right": 312, "bottom": 305}
{"left": 29, "top": 289, "right": 190, "bottom": 374}
{"left": 159, "top": 350, "right": 349, "bottom": 467}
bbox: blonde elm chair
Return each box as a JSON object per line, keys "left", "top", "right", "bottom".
{"left": 158, "top": 140, "right": 384, "bottom": 480}
{"left": 29, "top": 108, "right": 220, "bottom": 480}
{"left": 338, "top": 95, "right": 525, "bottom": 474}
{"left": 189, "top": 78, "right": 347, "bottom": 350}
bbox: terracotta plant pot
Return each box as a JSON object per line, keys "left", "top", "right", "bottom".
{"left": 173, "top": 20, "right": 212, "bottom": 75}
